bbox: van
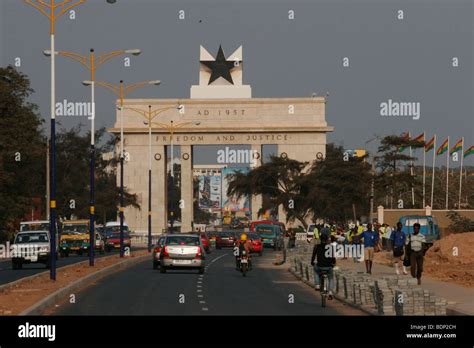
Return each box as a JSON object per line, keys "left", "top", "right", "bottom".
{"left": 399, "top": 215, "right": 440, "bottom": 245}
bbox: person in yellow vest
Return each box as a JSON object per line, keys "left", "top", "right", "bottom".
{"left": 381, "top": 223, "right": 393, "bottom": 251}
{"left": 312, "top": 225, "right": 320, "bottom": 245}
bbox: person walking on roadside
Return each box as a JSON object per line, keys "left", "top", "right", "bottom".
{"left": 391, "top": 222, "right": 407, "bottom": 275}
{"left": 381, "top": 223, "right": 393, "bottom": 251}
{"left": 349, "top": 226, "right": 362, "bottom": 263}
{"left": 288, "top": 228, "right": 296, "bottom": 248}
{"left": 407, "top": 223, "right": 426, "bottom": 285}
{"left": 360, "top": 223, "right": 379, "bottom": 274}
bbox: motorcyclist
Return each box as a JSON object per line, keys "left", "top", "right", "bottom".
{"left": 235, "top": 233, "right": 253, "bottom": 270}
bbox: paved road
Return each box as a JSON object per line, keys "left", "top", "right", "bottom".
{"left": 0, "top": 248, "right": 139, "bottom": 286}
{"left": 53, "top": 248, "right": 364, "bottom": 315}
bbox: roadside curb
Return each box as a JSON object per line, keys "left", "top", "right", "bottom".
{"left": 288, "top": 267, "right": 376, "bottom": 316}
{"left": 0, "top": 260, "right": 90, "bottom": 293}
{"left": 19, "top": 254, "right": 149, "bottom": 315}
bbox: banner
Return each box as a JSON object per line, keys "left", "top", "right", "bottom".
{"left": 221, "top": 167, "right": 250, "bottom": 212}
{"left": 198, "top": 174, "right": 222, "bottom": 210}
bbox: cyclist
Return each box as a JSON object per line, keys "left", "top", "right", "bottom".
{"left": 311, "top": 234, "right": 336, "bottom": 300}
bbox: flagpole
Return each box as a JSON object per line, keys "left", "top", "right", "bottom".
{"left": 458, "top": 137, "right": 464, "bottom": 209}
{"left": 409, "top": 132, "right": 415, "bottom": 207}
{"left": 422, "top": 132, "right": 426, "bottom": 208}
{"left": 445, "top": 136, "right": 449, "bottom": 210}
{"left": 430, "top": 135, "right": 436, "bottom": 208}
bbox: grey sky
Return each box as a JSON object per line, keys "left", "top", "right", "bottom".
{"left": 1, "top": 0, "right": 473, "bottom": 166}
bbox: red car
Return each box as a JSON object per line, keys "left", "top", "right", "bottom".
{"left": 247, "top": 233, "right": 263, "bottom": 256}
{"left": 105, "top": 231, "right": 131, "bottom": 252}
{"left": 193, "top": 232, "right": 211, "bottom": 253}
{"left": 215, "top": 231, "right": 237, "bottom": 249}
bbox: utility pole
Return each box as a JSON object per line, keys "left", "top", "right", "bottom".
{"left": 46, "top": 141, "right": 50, "bottom": 220}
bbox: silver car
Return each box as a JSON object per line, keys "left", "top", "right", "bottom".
{"left": 160, "top": 234, "right": 205, "bottom": 274}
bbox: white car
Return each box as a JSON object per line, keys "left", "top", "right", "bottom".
{"left": 306, "top": 223, "right": 317, "bottom": 240}
{"left": 159, "top": 234, "right": 205, "bottom": 274}
{"left": 12, "top": 230, "right": 58, "bottom": 269}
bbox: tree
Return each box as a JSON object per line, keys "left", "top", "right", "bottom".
{"left": 226, "top": 156, "right": 310, "bottom": 228}
{"left": 0, "top": 66, "right": 46, "bottom": 240}
{"left": 375, "top": 134, "right": 422, "bottom": 209}
{"left": 303, "top": 144, "right": 371, "bottom": 223}
{"left": 55, "top": 125, "right": 139, "bottom": 222}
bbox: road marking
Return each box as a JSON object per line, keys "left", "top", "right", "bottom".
{"left": 197, "top": 289, "right": 202, "bottom": 292}
{"left": 199, "top": 301, "right": 206, "bottom": 304}
{"left": 198, "top": 294, "right": 204, "bottom": 298}
{"left": 208, "top": 253, "right": 227, "bottom": 265}
{"left": 197, "top": 285, "right": 202, "bottom": 288}
{"left": 197, "top": 281, "right": 202, "bottom": 284}
{"left": 202, "top": 307, "right": 208, "bottom": 311}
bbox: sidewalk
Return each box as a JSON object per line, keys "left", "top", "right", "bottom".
{"left": 337, "top": 258, "right": 474, "bottom": 315}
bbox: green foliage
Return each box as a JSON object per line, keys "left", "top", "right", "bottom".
{"left": 55, "top": 125, "right": 139, "bottom": 223}
{"left": 0, "top": 66, "right": 138, "bottom": 239}
{"left": 227, "top": 156, "right": 308, "bottom": 226}
{"left": 225, "top": 144, "right": 371, "bottom": 227}
{"left": 304, "top": 144, "right": 371, "bottom": 223}
{"left": 375, "top": 134, "right": 420, "bottom": 208}
{"left": 0, "top": 66, "right": 45, "bottom": 238}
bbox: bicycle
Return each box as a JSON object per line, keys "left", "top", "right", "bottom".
{"left": 320, "top": 270, "right": 329, "bottom": 308}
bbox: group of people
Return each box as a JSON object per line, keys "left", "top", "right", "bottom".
{"left": 309, "top": 220, "right": 428, "bottom": 300}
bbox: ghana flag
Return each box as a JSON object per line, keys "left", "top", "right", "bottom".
{"left": 449, "top": 138, "right": 463, "bottom": 155}
{"left": 425, "top": 136, "right": 435, "bottom": 152}
{"left": 436, "top": 138, "right": 449, "bottom": 155}
{"left": 464, "top": 145, "right": 474, "bottom": 158}
{"left": 398, "top": 132, "right": 411, "bottom": 152}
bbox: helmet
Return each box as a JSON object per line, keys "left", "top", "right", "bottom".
{"left": 240, "top": 233, "right": 247, "bottom": 241}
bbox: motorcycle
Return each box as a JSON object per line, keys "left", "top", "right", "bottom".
{"left": 234, "top": 245, "right": 251, "bottom": 277}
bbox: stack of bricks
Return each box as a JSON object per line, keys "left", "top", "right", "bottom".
{"left": 342, "top": 272, "right": 356, "bottom": 302}
{"left": 357, "top": 280, "right": 376, "bottom": 307}
{"left": 394, "top": 288, "right": 425, "bottom": 316}
{"left": 374, "top": 279, "right": 396, "bottom": 315}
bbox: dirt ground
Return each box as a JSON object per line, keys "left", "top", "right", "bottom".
{"left": 423, "top": 232, "right": 474, "bottom": 288}
{"left": 0, "top": 250, "right": 148, "bottom": 315}
{"left": 374, "top": 232, "right": 474, "bottom": 288}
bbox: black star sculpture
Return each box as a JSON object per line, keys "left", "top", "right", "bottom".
{"left": 200, "top": 45, "right": 241, "bottom": 85}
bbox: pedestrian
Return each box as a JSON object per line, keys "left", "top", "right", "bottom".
{"left": 349, "top": 227, "right": 362, "bottom": 263}
{"left": 381, "top": 224, "right": 392, "bottom": 251}
{"left": 406, "top": 223, "right": 426, "bottom": 285}
{"left": 374, "top": 223, "right": 382, "bottom": 252}
{"left": 288, "top": 228, "right": 296, "bottom": 248}
{"left": 360, "top": 223, "right": 379, "bottom": 274}
{"left": 320, "top": 224, "right": 330, "bottom": 239}
{"left": 390, "top": 222, "right": 407, "bottom": 275}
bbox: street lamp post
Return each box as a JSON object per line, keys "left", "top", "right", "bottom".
{"left": 46, "top": 48, "right": 140, "bottom": 266}
{"left": 127, "top": 103, "right": 186, "bottom": 252}
{"left": 147, "top": 119, "right": 201, "bottom": 233}
{"left": 25, "top": 0, "right": 88, "bottom": 281}
{"left": 92, "top": 80, "right": 160, "bottom": 256}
